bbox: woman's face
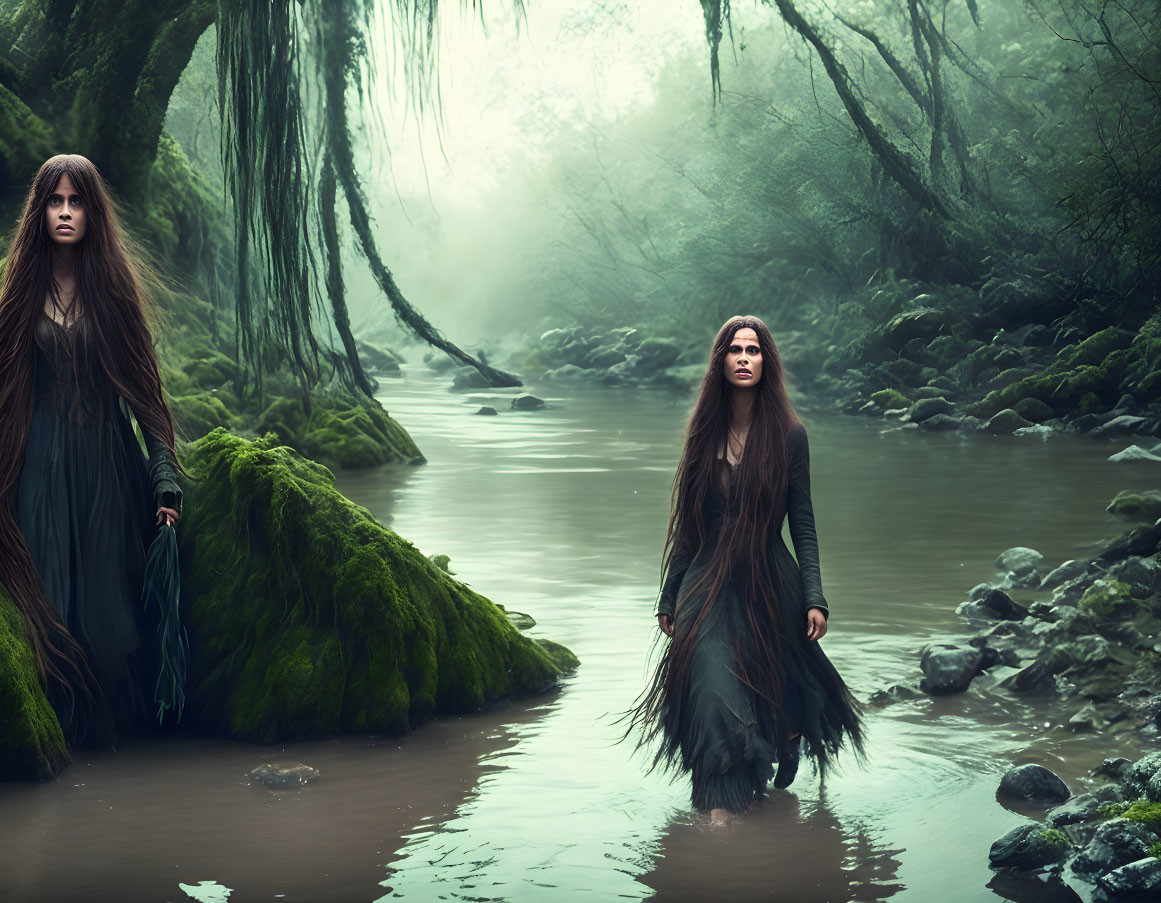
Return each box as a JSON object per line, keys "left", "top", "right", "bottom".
{"left": 723, "top": 326, "right": 763, "bottom": 388}
{"left": 44, "top": 173, "right": 87, "bottom": 246}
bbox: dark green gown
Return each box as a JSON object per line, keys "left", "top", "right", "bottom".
{"left": 655, "top": 422, "right": 863, "bottom": 812}
{"left": 15, "top": 313, "right": 181, "bottom": 749}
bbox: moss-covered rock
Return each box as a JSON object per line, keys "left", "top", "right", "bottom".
{"left": 1058, "top": 327, "right": 1134, "bottom": 370}
{"left": 1107, "top": 491, "right": 1161, "bottom": 523}
{"left": 178, "top": 430, "right": 577, "bottom": 742}
{"left": 0, "top": 586, "right": 69, "bottom": 781}
{"left": 1078, "top": 579, "right": 1143, "bottom": 619}
{"left": 870, "top": 388, "right": 911, "bottom": 410}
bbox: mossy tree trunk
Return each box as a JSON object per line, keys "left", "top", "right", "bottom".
{"left": 0, "top": 0, "right": 215, "bottom": 203}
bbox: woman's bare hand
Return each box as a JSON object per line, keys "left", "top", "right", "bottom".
{"left": 657, "top": 613, "right": 674, "bottom": 637}
{"left": 806, "top": 608, "right": 828, "bottom": 642}
{"left": 155, "top": 506, "right": 180, "bottom": 527}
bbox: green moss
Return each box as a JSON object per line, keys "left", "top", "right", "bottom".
{"left": 1148, "top": 840, "right": 1161, "bottom": 859}
{"left": 1098, "top": 801, "right": 1131, "bottom": 819}
{"left": 178, "top": 430, "right": 577, "bottom": 742}
{"left": 1079, "top": 579, "right": 1143, "bottom": 619}
{"left": 0, "top": 585, "right": 69, "bottom": 780}
{"left": 1119, "top": 798, "right": 1161, "bottom": 829}
{"left": 171, "top": 392, "right": 236, "bottom": 441}
{"left": 1057, "top": 327, "right": 1134, "bottom": 369}
{"left": 870, "top": 389, "right": 911, "bottom": 409}
{"left": 1107, "top": 490, "right": 1161, "bottom": 523}
{"left": 981, "top": 365, "right": 1108, "bottom": 415}
{"left": 183, "top": 351, "right": 238, "bottom": 387}
{"left": 0, "top": 86, "right": 56, "bottom": 207}
{"left": 299, "top": 390, "right": 424, "bottom": 469}
{"left": 1078, "top": 392, "right": 1103, "bottom": 414}
{"left": 1037, "top": 828, "right": 1071, "bottom": 848}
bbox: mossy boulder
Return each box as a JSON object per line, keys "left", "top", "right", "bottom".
{"left": 178, "top": 430, "right": 577, "bottom": 742}
{"left": 1107, "top": 491, "right": 1161, "bottom": 523}
{"left": 870, "top": 388, "right": 911, "bottom": 410}
{"left": 254, "top": 390, "right": 424, "bottom": 470}
{"left": 1058, "top": 327, "right": 1134, "bottom": 370}
{"left": 0, "top": 586, "right": 69, "bottom": 781}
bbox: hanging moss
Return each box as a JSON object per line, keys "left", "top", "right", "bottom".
{"left": 0, "top": 586, "right": 69, "bottom": 781}
{"left": 178, "top": 429, "right": 577, "bottom": 742}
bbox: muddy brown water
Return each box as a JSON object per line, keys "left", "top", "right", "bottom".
{"left": 1, "top": 369, "right": 1155, "bottom": 902}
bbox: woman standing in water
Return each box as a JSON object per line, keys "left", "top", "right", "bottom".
{"left": 0, "top": 154, "right": 183, "bottom": 750}
{"left": 629, "top": 315, "right": 865, "bottom": 826}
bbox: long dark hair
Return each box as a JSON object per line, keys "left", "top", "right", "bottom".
{"left": 0, "top": 154, "right": 181, "bottom": 728}
{"left": 625, "top": 315, "right": 801, "bottom": 769}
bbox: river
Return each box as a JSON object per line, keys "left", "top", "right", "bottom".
{"left": 0, "top": 366, "right": 1153, "bottom": 903}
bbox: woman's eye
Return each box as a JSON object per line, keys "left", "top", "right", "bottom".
{"left": 747, "top": 346, "right": 761, "bottom": 356}
{"left": 70, "top": 196, "right": 83, "bottom": 207}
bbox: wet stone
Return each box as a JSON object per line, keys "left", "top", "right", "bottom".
{"left": 1000, "top": 660, "right": 1057, "bottom": 694}
{"left": 511, "top": 394, "right": 546, "bottom": 411}
{"left": 1040, "top": 560, "right": 1088, "bottom": 591}
{"left": 988, "top": 823, "right": 1071, "bottom": 870}
{"left": 1070, "top": 819, "right": 1155, "bottom": 877}
{"left": 1093, "top": 758, "right": 1133, "bottom": 781}
{"left": 475, "top": 406, "right": 498, "bottom": 415}
{"left": 1096, "top": 857, "right": 1161, "bottom": 898}
{"left": 1123, "top": 752, "right": 1161, "bottom": 800}
{"left": 999, "top": 764, "right": 1071, "bottom": 804}
{"left": 919, "top": 644, "right": 983, "bottom": 694}
{"left": 1046, "top": 793, "right": 1101, "bottom": 828}
{"left": 1108, "top": 444, "right": 1161, "bottom": 462}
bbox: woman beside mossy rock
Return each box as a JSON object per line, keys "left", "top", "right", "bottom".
{"left": 0, "top": 157, "right": 576, "bottom": 780}
{"left": 1, "top": 428, "right": 578, "bottom": 780}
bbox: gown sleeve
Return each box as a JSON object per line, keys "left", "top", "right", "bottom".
{"left": 787, "top": 423, "right": 829, "bottom": 620}
{"left": 655, "top": 533, "right": 694, "bottom": 619}
{"left": 143, "top": 430, "right": 183, "bottom": 516}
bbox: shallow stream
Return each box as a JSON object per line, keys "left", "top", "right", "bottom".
{"left": 1, "top": 368, "right": 1154, "bottom": 902}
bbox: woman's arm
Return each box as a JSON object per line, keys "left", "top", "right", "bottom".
{"left": 787, "top": 424, "right": 829, "bottom": 621}
{"left": 143, "top": 430, "right": 183, "bottom": 519}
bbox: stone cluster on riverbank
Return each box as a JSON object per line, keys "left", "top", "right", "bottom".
{"left": 988, "top": 754, "right": 1161, "bottom": 897}
{"left": 900, "top": 513, "right": 1161, "bottom": 738}
{"left": 504, "top": 326, "right": 704, "bottom": 390}
{"left": 876, "top": 493, "right": 1161, "bottom": 898}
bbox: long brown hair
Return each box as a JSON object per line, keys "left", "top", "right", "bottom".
{"left": 626, "top": 315, "right": 801, "bottom": 767}
{"left": 0, "top": 154, "right": 181, "bottom": 724}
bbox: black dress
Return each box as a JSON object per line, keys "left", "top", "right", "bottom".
{"left": 654, "top": 422, "right": 864, "bottom": 812}
{"left": 14, "top": 313, "right": 182, "bottom": 748}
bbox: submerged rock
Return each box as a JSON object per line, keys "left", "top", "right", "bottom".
{"left": 177, "top": 430, "right": 579, "bottom": 743}
{"left": 999, "top": 764, "right": 1071, "bottom": 804}
{"left": 249, "top": 763, "right": 320, "bottom": 788}
{"left": 511, "top": 394, "right": 546, "bottom": 411}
